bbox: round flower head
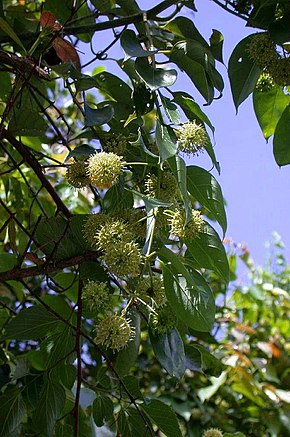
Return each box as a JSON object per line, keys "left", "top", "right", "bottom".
{"left": 247, "top": 33, "right": 278, "bottom": 68}
{"left": 255, "top": 72, "right": 275, "bottom": 92}
{"left": 66, "top": 161, "right": 90, "bottom": 189}
{"left": 177, "top": 121, "right": 208, "bottom": 156}
{"left": 268, "top": 57, "right": 290, "bottom": 87}
{"left": 95, "top": 315, "right": 135, "bottom": 352}
{"left": 151, "top": 304, "right": 177, "bottom": 334}
{"left": 202, "top": 429, "right": 223, "bottom": 437}
{"left": 102, "top": 134, "right": 128, "bottom": 155}
{"left": 136, "top": 276, "right": 166, "bottom": 307}
{"left": 82, "top": 281, "right": 111, "bottom": 312}
{"left": 145, "top": 172, "right": 178, "bottom": 202}
{"left": 83, "top": 213, "right": 111, "bottom": 248}
{"left": 87, "top": 152, "right": 124, "bottom": 189}
{"left": 96, "top": 219, "right": 134, "bottom": 251}
{"left": 168, "top": 208, "right": 204, "bottom": 240}
{"left": 102, "top": 241, "right": 142, "bottom": 277}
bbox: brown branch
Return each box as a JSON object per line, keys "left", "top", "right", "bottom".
{"left": 0, "top": 50, "right": 50, "bottom": 80}
{"left": 0, "top": 251, "right": 100, "bottom": 282}
{"left": 0, "top": 129, "right": 72, "bottom": 218}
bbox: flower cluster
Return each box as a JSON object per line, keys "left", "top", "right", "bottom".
{"left": 177, "top": 121, "right": 208, "bottom": 156}
{"left": 94, "top": 314, "right": 135, "bottom": 351}
{"left": 268, "top": 57, "right": 290, "bottom": 87}
{"left": 167, "top": 208, "right": 204, "bottom": 240}
{"left": 87, "top": 152, "right": 124, "bottom": 189}
{"left": 83, "top": 213, "right": 111, "bottom": 248}
{"left": 202, "top": 429, "right": 223, "bottom": 437}
{"left": 151, "top": 304, "right": 177, "bottom": 334}
{"left": 95, "top": 220, "right": 134, "bottom": 251}
{"left": 102, "top": 241, "right": 142, "bottom": 277}
{"left": 255, "top": 72, "right": 275, "bottom": 92}
{"left": 145, "top": 171, "right": 178, "bottom": 202}
{"left": 66, "top": 161, "right": 90, "bottom": 189}
{"left": 248, "top": 33, "right": 278, "bottom": 69}
{"left": 82, "top": 281, "right": 111, "bottom": 312}
{"left": 102, "top": 134, "right": 128, "bottom": 156}
{"left": 136, "top": 276, "right": 166, "bottom": 307}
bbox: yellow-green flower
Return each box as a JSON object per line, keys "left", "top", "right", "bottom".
{"left": 167, "top": 208, "right": 204, "bottom": 240}
{"left": 151, "top": 304, "right": 177, "bottom": 334}
{"left": 83, "top": 213, "right": 111, "bottom": 248}
{"left": 248, "top": 33, "right": 278, "bottom": 68}
{"left": 102, "top": 241, "right": 142, "bottom": 277}
{"left": 96, "top": 220, "right": 134, "bottom": 251}
{"left": 136, "top": 276, "right": 166, "bottom": 307}
{"left": 66, "top": 161, "right": 90, "bottom": 188}
{"left": 95, "top": 315, "right": 135, "bottom": 351}
{"left": 255, "top": 72, "right": 275, "bottom": 92}
{"left": 87, "top": 152, "right": 124, "bottom": 189}
{"left": 177, "top": 121, "right": 208, "bottom": 155}
{"left": 202, "top": 428, "right": 223, "bottom": 437}
{"left": 145, "top": 172, "right": 178, "bottom": 202}
{"left": 102, "top": 134, "right": 128, "bottom": 155}
{"left": 82, "top": 281, "right": 111, "bottom": 312}
{"left": 268, "top": 57, "right": 290, "bottom": 87}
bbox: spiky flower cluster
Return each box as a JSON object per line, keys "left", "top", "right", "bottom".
{"left": 66, "top": 161, "right": 90, "bottom": 189}
{"left": 151, "top": 304, "right": 177, "bottom": 334}
{"left": 95, "top": 315, "right": 135, "bottom": 351}
{"left": 248, "top": 33, "right": 278, "bottom": 68}
{"left": 268, "top": 57, "right": 290, "bottom": 87}
{"left": 82, "top": 281, "right": 111, "bottom": 312}
{"left": 102, "top": 241, "right": 142, "bottom": 277}
{"left": 96, "top": 220, "right": 134, "bottom": 251}
{"left": 102, "top": 134, "right": 128, "bottom": 156}
{"left": 255, "top": 72, "right": 275, "bottom": 92}
{"left": 202, "top": 429, "right": 223, "bottom": 437}
{"left": 83, "top": 213, "right": 111, "bottom": 248}
{"left": 168, "top": 208, "right": 204, "bottom": 240}
{"left": 145, "top": 172, "right": 178, "bottom": 202}
{"left": 177, "top": 121, "right": 208, "bottom": 156}
{"left": 87, "top": 152, "right": 124, "bottom": 189}
{"left": 136, "top": 276, "right": 166, "bottom": 307}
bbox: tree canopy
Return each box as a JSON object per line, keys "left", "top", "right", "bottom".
{"left": 0, "top": 1, "right": 289, "bottom": 436}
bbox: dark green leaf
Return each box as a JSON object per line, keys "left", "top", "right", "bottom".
{"left": 135, "top": 58, "right": 177, "bottom": 91}
{"left": 184, "top": 345, "right": 202, "bottom": 371}
{"left": 93, "top": 395, "right": 114, "bottom": 427}
{"left": 253, "top": 86, "right": 290, "bottom": 140}
{"left": 188, "top": 344, "right": 224, "bottom": 377}
{"left": 45, "top": 327, "right": 75, "bottom": 368}
{"left": 273, "top": 103, "right": 290, "bottom": 166}
{"left": 121, "top": 375, "right": 143, "bottom": 400}
{"left": 0, "top": 388, "right": 26, "bottom": 437}
{"left": 65, "top": 144, "right": 96, "bottom": 161}
{"left": 0, "top": 253, "right": 17, "bottom": 273}
{"left": 118, "top": 407, "right": 150, "bottom": 437}
{"left": 163, "top": 16, "right": 208, "bottom": 47}
{"left": 103, "top": 183, "right": 134, "bottom": 213}
{"left": 50, "top": 364, "right": 76, "bottom": 389}
{"left": 160, "top": 94, "right": 182, "bottom": 124}
{"left": 159, "top": 247, "right": 215, "bottom": 332}
{"left": 114, "top": 309, "right": 140, "bottom": 376}
{"left": 33, "top": 379, "right": 66, "bottom": 437}
{"left": 9, "top": 109, "right": 47, "bottom": 137}
{"left": 228, "top": 34, "right": 260, "bottom": 110}
{"left": 173, "top": 91, "right": 214, "bottom": 132}
{"left": 209, "top": 29, "right": 224, "bottom": 63}
{"left": 142, "top": 399, "right": 183, "bottom": 437}
{"left": 84, "top": 102, "right": 114, "bottom": 126}
{"left": 0, "top": 17, "right": 26, "bottom": 52}
{"left": 187, "top": 165, "right": 227, "bottom": 235}
{"left": 149, "top": 328, "right": 186, "bottom": 379}
{"left": 121, "top": 29, "right": 157, "bottom": 60}
{"left": 168, "top": 155, "right": 192, "bottom": 223}
{"left": 185, "top": 223, "right": 229, "bottom": 283}
{"left": 93, "top": 72, "right": 133, "bottom": 107}
{"left": 2, "top": 305, "right": 61, "bottom": 340}
{"left": 156, "top": 120, "right": 177, "bottom": 162}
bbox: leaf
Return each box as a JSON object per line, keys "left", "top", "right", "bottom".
{"left": 228, "top": 34, "right": 260, "bottom": 110}
{"left": 253, "top": 86, "right": 290, "bottom": 139}
{"left": 163, "top": 16, "right": 208, "bottom": 47}
{"left": 273, "top": 103, "right": 290, "bottom": 166}
{"left": 185, "top": 222, "right": 229, "bottom": 283}
{"left": 135, "top": 58, "right": 177, "bottom": 91}
{"left": 0, "top": 253, "right": 17, "bottom": 273}
{"left": 187, "top": 165, "right": 227, "bottom": 235}
{"left": 156, "top": 120, "right": 177, "bottom": 162}
{"left": 210, "top": 29, "right": 224, "bottom": 63}
{"left": 121, "top": 29, "right": 157, "bottom": 60}
{"left": 93, "top": 72, "right": 133, "bottom": 107}
{"left": 50, "top": 364, "right": 76, "bottom": 389}
{"left": 188, "top": 344, "right": 225, "bottom": 377}
{"left": 93, "top": 395, "right": 114, "bottom": 427}
{"left": 45, "top": 327, "right": 75, "bottom": 368}
{"left": 149, "top": 328, "right": 186, "bottom": 379}
{"left": 65, "top": 144, "right": 96, "bottom": 161}
{"left": 114, "top": 309, "right": 140, "bottom": 376}
{"left": 2, "top": 305, "right": 62, "bottom": 340}
{"left": 142, "top": 399, "right": 183, "bottom": 437}
{"left": 103, "top": 183, "right": 134, "bottom": 213}
{"left": 0, "top": 17, "right": 26, "bottom": 52}
{"left": 0, "top": 388, "right": 26, "bottom": 437}
{"left": 40, "top": 11, "right": 58, "bottom": 29}
{"left": 159, "top": 247, "right": 215, "bottom": 332}
{"left": 173, "top": 91, "right": 215, "bottom": 132}
{"left": 198, "top": 371, "right": 227, "bottom": 402}
{"left": 121, "top": 375, "right": 143, "bottom": 400}
{"left": 33, "top": 379, "right": 66, "bottom": 437}
{"left": 160, "top": 94, "right": 182, "bottom": 124}
{"left": 84, "top": 101, "right": 114, "bottom": 126}
{"left": 117, "top": 407, "right": 150, "bottom": 437}
{"left": 52, "top": 37, "right": 81, "bottom": 70}
{"left": 9, "top": 109, "right": 47, "bottom": 137}
{"left": 168, "top": 155, "right": 192, "bottom": 223}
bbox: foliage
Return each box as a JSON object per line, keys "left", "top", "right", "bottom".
{"left": 0, "top": 1, "right": 289, "bottom": 436}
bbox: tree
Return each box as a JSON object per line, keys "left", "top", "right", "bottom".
{"left": 0, "top": 1, "right": 289, "bottom": 436}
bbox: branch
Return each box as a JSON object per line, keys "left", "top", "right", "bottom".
{"left": 0, "top": 50, "right": 50, "bottom": 79}
{"left": 0, "top": 251, "right": 100, "bottom": 282}
{"left": 211, "top": 0, "right": 248, "bottom": 21}
{"left": 0, "top": 129, "right": 72, "bottom": 218}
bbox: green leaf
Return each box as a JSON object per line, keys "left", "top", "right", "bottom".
{"left": 0, "top": 253, "right": 17, "bottom": 273}
{"left": 185, "top": 223, "right": 229, "bottom": 283}
{"left": 149, "top": 328, "right": 186, "bottom": 379}
{"left": 114, "top": 309, "right": 140, "bottom": 376}
{"left": 45, "top": 327, "right": 75, "bottom": 368}
{"left": 142, "top": 399, "right": 182, "bottom": 437}
{"left": 273, "top": 103, "right": 290, "bottom": 166}
{"left": 135, "top": 58, "right": 177, "bottom": 91}
{"left": 121, "top": 29, "right": 157, "bottom": 60}
{"left": 156, "top": 120, "right": 177, "bottom": 162}
{"left": 93, "top": 395, "right": 114, "bottom": 427}
{"left": 187, "top": 165, "right": 227, "bottom": 235}
{"left": 103, "top": 183, "right": 134, "bottom": 213}
{"left": 93, "top": 71, "right": 133, "bottom": 107}
{"left": 228, "top": 34, "right": 260, "bottom": 110}
{"left": 210, "top": 29, "right": 224, "bottom": 63}
{"left": 168, "top": 155, "right": 192, "bottom": 223}
{"left": 9, "top": 109, "right": 47, "bottom": 137}
{"left": 163, "top": 16, "right": 208, "bottom": 47}
{"left": 118, "top": 407, "right": 150, "bottom": 437}
{"left": 121, "top": 375, "right": 143, "bottom": 400}
{"left": 65, "top": 144, "right": 96, "bottom": 161}
{"left": 33, "top": 379, "right": 66, "bottom": 437}
{"left": 253, "top": 86, "right": 290, "bottom": 140}
{"left": 159, "top": 247, "right": 215, "bottom": 332}
{"left": 160, "top": 94, "right": 182, "bottom": 124}
{"left": 170, "top": 41, "right": 213, "bottom": 103}
{"left": 2, "top": 305, "right": 62, "bottom": 340}
{"left": 84, "top": 102, "right": 114, "bottom": 126}
{"left": 0, "top": 17, "right": 26, "bottom": 52}
{"left": 0, "top": 388, "right": 26, "bottom": 437}
{"left": 188, "top": 344, "right": 224, "bottom": 377}
{"left": 50, "top": 364, "right": 76, "bottom": 390}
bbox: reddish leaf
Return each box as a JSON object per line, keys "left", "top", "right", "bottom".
{"left": 52, "top": 37, "right": 81, "bottom": 70}
{"left": 40, "top": 11, "right": 60, "bottom": 30}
